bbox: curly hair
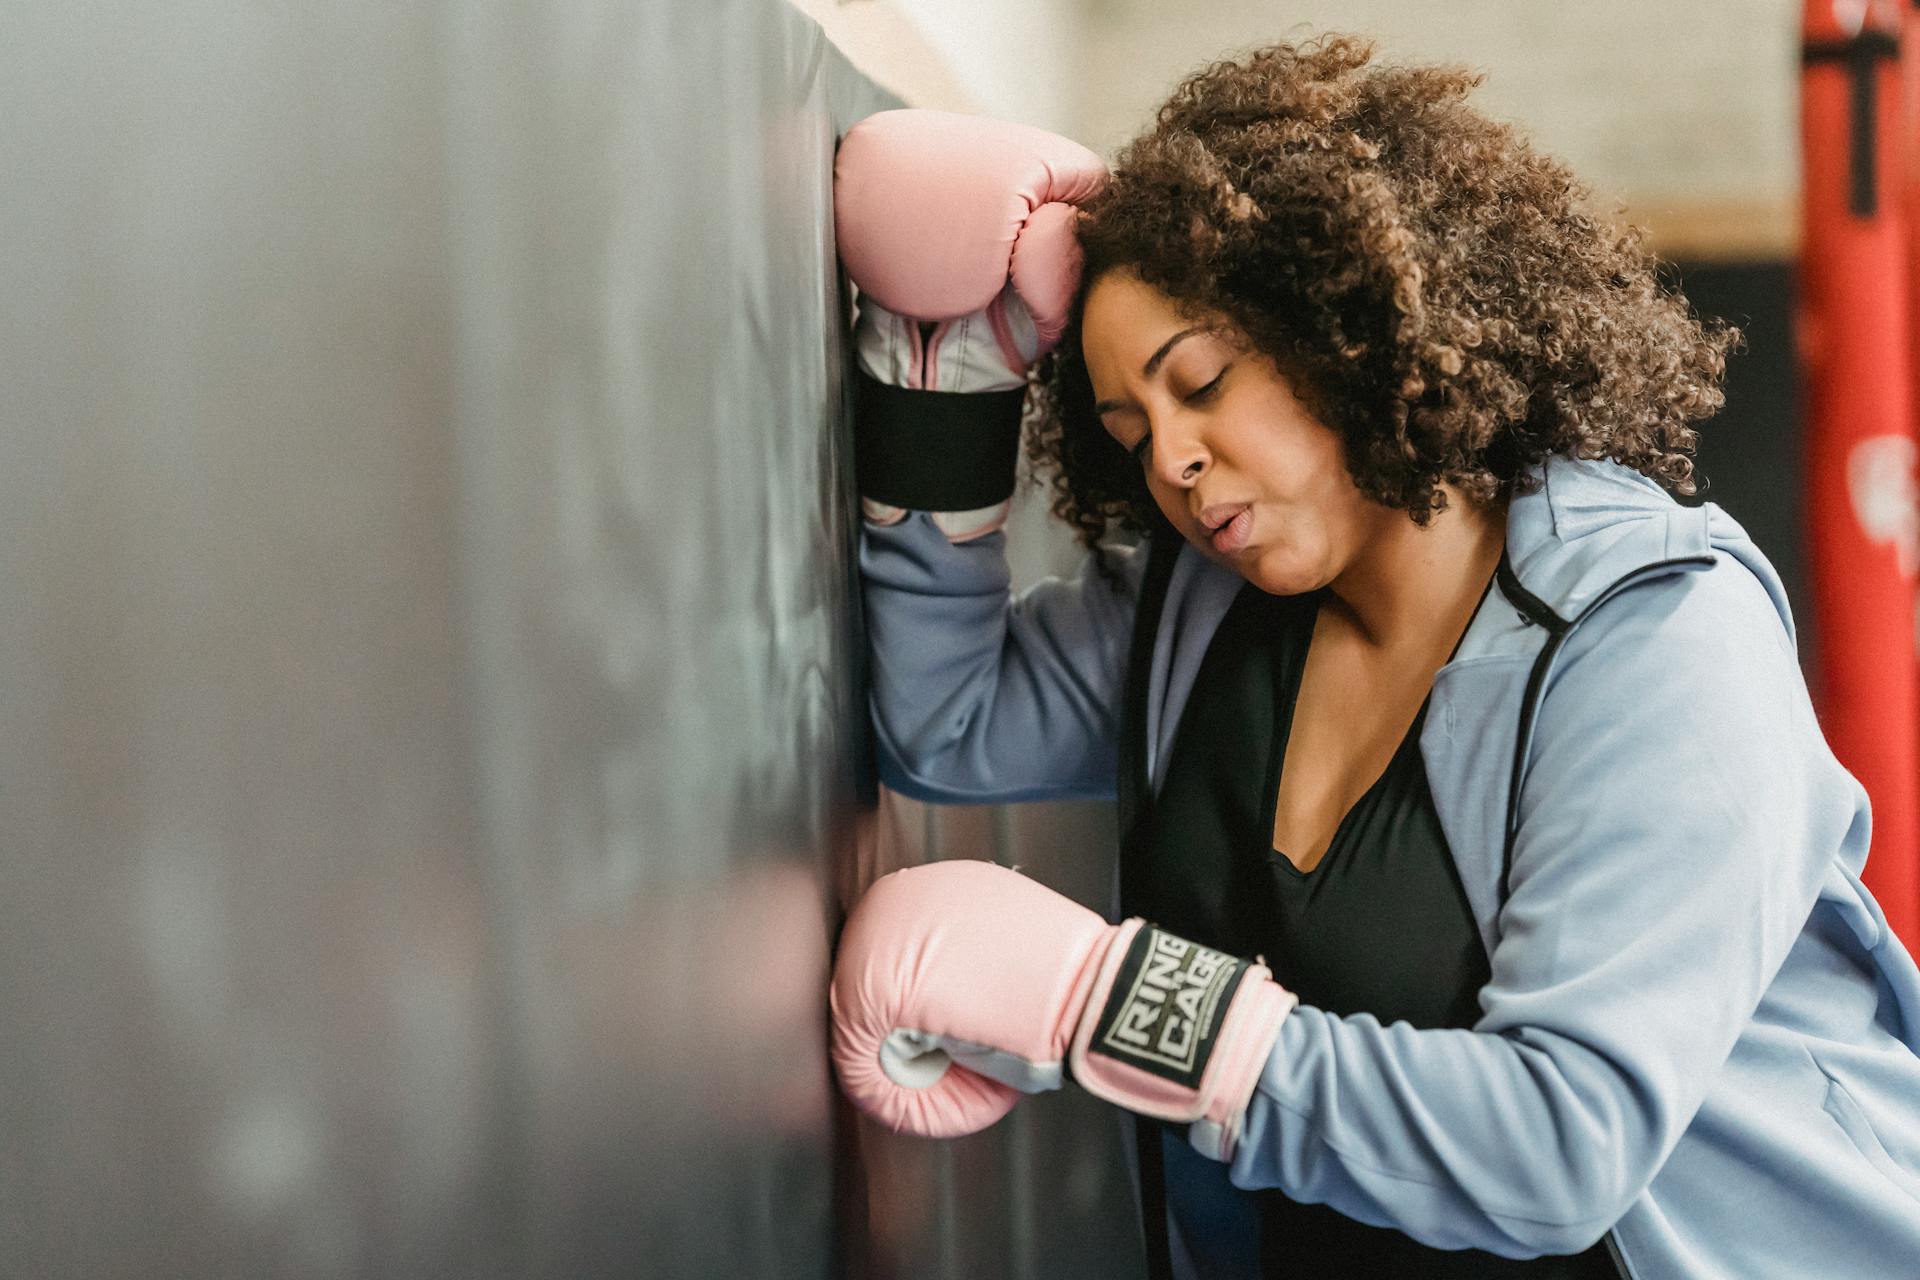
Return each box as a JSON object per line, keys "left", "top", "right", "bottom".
{"left": 1027, "top": 35, "right": 1738, "bottom": 555}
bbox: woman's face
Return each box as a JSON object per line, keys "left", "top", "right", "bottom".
{"left": 1081, "top": 269, "right": 1384, "bottom": 596}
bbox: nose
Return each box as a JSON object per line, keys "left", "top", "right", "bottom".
{"left": 1148, "top": 414, "right": 1209, "bottom": 489}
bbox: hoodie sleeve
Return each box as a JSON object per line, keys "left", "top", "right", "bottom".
{"left": 858, "top": 511, "right": 1143, "bottom": 805}
{"left": 1220, "top": 556, "right": 1864, "bottom": 1257}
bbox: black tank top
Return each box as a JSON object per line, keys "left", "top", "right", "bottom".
{"left": 1131, "top": 579, "right": 1618, "bottom": 1278}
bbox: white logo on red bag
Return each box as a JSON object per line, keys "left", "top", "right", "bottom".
{"left": 1830, "top": 0, "right": 1901, "bottom": 37}
{"left": 1847, "top": 434, "right": 1919, "bottom": 581}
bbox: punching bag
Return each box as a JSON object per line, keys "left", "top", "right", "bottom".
{"left": 1801, "top": 0, "right": 1920, "bottom": 953}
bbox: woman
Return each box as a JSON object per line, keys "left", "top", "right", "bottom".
{"left": 829, "top": 37, "right": 1920, "bottom": 1279}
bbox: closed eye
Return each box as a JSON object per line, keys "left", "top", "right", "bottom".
{"left": 1186, "top": 369, "right": 1226, "bottom": 403}
{"left": 1129, "top": 434, "right": 1152, "bottom": 467}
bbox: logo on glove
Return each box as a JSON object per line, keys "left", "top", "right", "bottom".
{"left": 1089, "top": 926, "right": 1248, "bottom": 1087}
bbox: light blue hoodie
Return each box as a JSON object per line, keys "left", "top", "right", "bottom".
{"left": 858, "top": 455, "right": 1920, "bottom": 1278}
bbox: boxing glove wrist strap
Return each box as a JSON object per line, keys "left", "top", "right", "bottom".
{"left": 854, "top": 369, "right": 1024, "bottom": 511}
{"left": 1067, "top": 921, "right": 1297, "bottom": 1161}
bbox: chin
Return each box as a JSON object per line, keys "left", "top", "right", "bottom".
{"left": 1237, "top": 544, "right": 1328, "bottom": 598}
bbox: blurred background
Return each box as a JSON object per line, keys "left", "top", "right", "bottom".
{"left": 3, "top": 1, "right": 1914, "bottom": 1277}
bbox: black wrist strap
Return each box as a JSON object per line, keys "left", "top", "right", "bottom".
{"left": 854, "top": 368, "right": 1024, "bottom": 511}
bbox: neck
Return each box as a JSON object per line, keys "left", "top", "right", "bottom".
{"left": 1327, "top": 487, "right": 1508, "bottom": 653}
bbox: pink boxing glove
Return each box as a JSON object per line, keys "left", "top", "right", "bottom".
{"left": 835, "top": 108, "right": 1107, "bottom": 360}
{"left": 830, "top": 860, "right": 1298, "bottom": 1163}
{"left": 834, "top": 110, "right": 1107, "bottom": 540}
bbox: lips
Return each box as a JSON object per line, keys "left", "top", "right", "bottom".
{"left": 1205, "top": 504, "right": 1253, "bottom": 554}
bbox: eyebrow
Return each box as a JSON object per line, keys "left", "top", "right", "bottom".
{"left": 1092, "top": 326, "right": 1208, "bottom": 416}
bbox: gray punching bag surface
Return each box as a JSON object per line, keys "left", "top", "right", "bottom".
{"left": 0, "top": 2, "right": 892, "bottom": 1276}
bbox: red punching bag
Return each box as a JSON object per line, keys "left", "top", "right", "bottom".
{"left": 1801, "top": 0, "right": 1920, "bottom": 953}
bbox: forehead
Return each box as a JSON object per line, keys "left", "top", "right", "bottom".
{"left": 1080, "top": 271, "right": 1232, "bottom": 389}
{"left": 1081, "top": 271, "right": 1189, "bottom": 356}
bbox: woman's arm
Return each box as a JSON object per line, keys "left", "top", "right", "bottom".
{"left": 832, "top": 108, "right": 1119, "bottom": 805}
{"left": 861, "top": 509, "right": 1143, "bottom": 804}
{"left": 1221, "top": 557, "right": 1863, "bottom": 1256}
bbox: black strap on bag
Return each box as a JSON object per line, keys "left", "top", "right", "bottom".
{"left": 1802, "top": 25, "right": 1900, "bottom": 217}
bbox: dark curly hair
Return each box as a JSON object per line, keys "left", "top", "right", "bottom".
{"left": 1026, "top": 35, "right": 1738, "bottom": 554}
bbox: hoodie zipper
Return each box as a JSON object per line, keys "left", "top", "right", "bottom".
{"left": 1498, "top": 552, "right": 1714, "bottom": 1280}
{"left": 1604, "top": 1231, "right": 1635, "bottom": 1278}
